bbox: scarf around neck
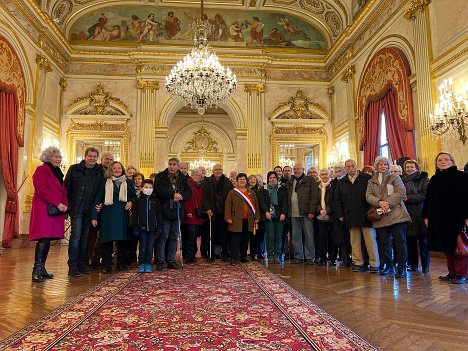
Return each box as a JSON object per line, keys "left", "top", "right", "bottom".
{"left": 267, "top": 183, "right": 279, "bottom": 205}
{"left": 104, "top": 175, "right": 128, "bottom": 205}
{"left": 46, "top": 162, "right": 64, "bottom": 185}
{"left": 319, "top": 179, "right": 331, "bottom": 210}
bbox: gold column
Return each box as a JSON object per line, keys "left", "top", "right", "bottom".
{"left": 24, "top": 54, "right": 52, "bottom": 212}
{"left": 136, "top": 80, "right": 159, "bottom": 176}
{"left": 154, "top": 127, "right": 169, "bottom": 172}
{"left": 341, "top": 65, "right": 358, "bottom": 160}
{"left": 404, "top": 0, "right": 439, "bottom": 174}
{"left": 244, "top": 83, "right": 265, "bottom": 174}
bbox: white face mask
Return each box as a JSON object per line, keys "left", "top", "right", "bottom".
{"left": 142, "top": 188, "right": 153, "bottom": 196}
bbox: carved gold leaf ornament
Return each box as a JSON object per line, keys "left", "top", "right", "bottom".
{"left": 183, "top": 127, "right": 219, "bottom": 154}
{"left": 0, "top": 36, "right": 26, "bottom": 146}
{"left": 273, "top": 124, "right": 326, "bottom": 135}
{"left": 68, "top": 120, "right": 127, "bottom": 132}
{"left": 357, "top": 48, "right": 414, "bottom": 149}
{"left": 273, "top": 89, "right": 326, "bottom": 119}
{"left": 403, "top": 0, "right": 431, "bottom": 20}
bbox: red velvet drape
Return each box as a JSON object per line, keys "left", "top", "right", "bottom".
{"left": 382, "top": 89, "right": 415, "bottom": 161}
{"left": 363, "top": 99, "right": 382, "bottom": 166}
{"left": 0, "top": 90, "right": 19, "bottom": 248}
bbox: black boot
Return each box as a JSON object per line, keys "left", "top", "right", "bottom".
{"left": 41, "top": 240, "right": 54, "bottom": 279}
{"left": 32, "top": 241, "right": 46, "bottom": 282}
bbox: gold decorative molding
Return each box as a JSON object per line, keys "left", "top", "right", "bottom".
{"left": 328, "top": 86, "right": 335, "bottom": 98}
{"left": 183, "top": 127, "right": 220, "bottom": 154}
{"left": 273, "top": 125, "right": 326, "bottom": 135}
{"left": 35, "top": 53, "right": 52, "bottom": 73}
{"left": 136, "top": 80, "right": 160, "bottom": 90}
{"left": 272, "top": 89, "right": 327, "bottom": 120}
{"left": 67, "top": 120, "right": 128, "bottom": 133}
{"left": 244, "top": 84, "right": 265, "bottom": 93}
{"left": 67, "top": 84, "right": 130, "bottom": 116}
{"left": 341, "top": 65, "right": 355, "bottom": 82}
{"left": 403, "top": 0, "right": 431, "bottom": 20}
{"left": 37, "top": 32, "right": 67, "bottom": 70}
{"left": 59, "top": 77, "right": 67, "bottom": 91}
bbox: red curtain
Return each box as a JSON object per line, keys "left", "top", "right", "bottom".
{"left": 382, "top": 89, "right": 415, "bottom": 161}
{"left": 363, "top": 99, "right": 382, "bottom": 166}
{"left": 0, "top": 90, "right": 19, "bottom": 248}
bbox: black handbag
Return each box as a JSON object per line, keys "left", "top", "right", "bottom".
{"left": 47, "top": 204, "right": 62, "bottom": 216}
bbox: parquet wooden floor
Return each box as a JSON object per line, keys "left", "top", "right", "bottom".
{"left": 0, "top": 244, "right": 467, "bottom": 350}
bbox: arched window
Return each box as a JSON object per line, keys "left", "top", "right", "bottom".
{"left": 379, "top": 109, "right": 390, "bottom": 158}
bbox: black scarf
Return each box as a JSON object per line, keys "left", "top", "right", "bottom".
{"left": 46, "top": 162, "right": 64, "bottom": 185}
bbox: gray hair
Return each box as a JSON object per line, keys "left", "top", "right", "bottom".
{"left": 191, "top": 168, "right": 202, "bottom": 176}
{"left": 373, "top": 156, "right": 391, "bottom": 170}
{"left": 390, "top": 164, "right": 403, "bottom": 173}
{"left": 319, "top": 168, "right": 330, "bottom": 175}
{"left": 101, "top": 152, "right": 114, "bottom": 160}
{"left": 334, "top": 163, "right": 345, "bottom": 171}
{"left": 40, "top": 146, "right": 61, "bottom": 163}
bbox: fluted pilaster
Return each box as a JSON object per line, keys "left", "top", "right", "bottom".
{"left": 244, "top": 84, "right": 265, "bottom": 174}
{"left": 341, "top": 65, "right": 358, "bottom": 160}
{"left": 136, "top": 80, "right": 159, "bottom": 175}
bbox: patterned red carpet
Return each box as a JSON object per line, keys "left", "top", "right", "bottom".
{"left": 1, "top": 261, "right": 378, "bottom": 350}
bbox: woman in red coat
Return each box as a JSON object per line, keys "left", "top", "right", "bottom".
{"left": 29, "top": 146, "right": 68, "bottom": 282}
{"left": 182, "top": 168, "right": 204, "bottom": 264}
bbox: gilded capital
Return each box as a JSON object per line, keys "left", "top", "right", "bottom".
{"left": 137, "top": 80, "right": 160, "bottom": 90}
{"left": 404, "top": 0, "right": 431, "bottom": 20}
{"left": 328, "top": 86, "right": 335, "bottom": 98}
{"left": 244, "top": 83, "right": 265, "bottom": 93}
{"left": 59, "top": 77, "right": 67, "bottom": 91}
{"left": 341, "top": 65, "right": 355, "bottom": 82}
{"left": 36, "top": 54, "right": 52, "bottom": 73}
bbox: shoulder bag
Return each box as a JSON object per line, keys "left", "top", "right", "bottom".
{"left": 455, "top": 226, "right": 468, "bottom": 257}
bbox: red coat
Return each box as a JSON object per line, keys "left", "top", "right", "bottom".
{"left": 29, "top": 163, "right": 68, "bottom": 241}
{"left": 183, "top": 178, "right": 204, "bottom": 225}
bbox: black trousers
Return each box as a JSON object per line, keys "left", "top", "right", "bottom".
{"left": 318, "top": 221, "right": 337, "bottom": 261}
{"left": 209, "top": 214, "right": 230, "bottom": 259}
{"left": 182, "top": 224, "right": 199, "bottom": 262}
{"left": 249, "top": 221, "right": 265, "bottom": 258}
{"left": 102, "top": 240, "right": 128, "bottom": 270}
{"left": 407, "top": 235, "right": 430, "bottom": 270}
{"left": 230, "top": 219, "right": 251, "bottom": 261}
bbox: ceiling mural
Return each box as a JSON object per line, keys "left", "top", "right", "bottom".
{"left": 352, "top": 0, "right": 369, "bottom": 19}
{"left": 68, "top": 6, "right": 327, "bottom": 49}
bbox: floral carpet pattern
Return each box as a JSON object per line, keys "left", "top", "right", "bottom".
{"left": 1, "top": 262, "right": 379, "bottom": 351}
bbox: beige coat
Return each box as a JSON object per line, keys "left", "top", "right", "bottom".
{"left": 366, "top": 173, "right": 411, "bottom": 229}
{"left": 224, "top": 188, "right": 260, "bottom": 232}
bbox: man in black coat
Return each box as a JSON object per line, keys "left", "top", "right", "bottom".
{"left": 154, "top": 158, "right": 192, "bottom": 271}
{"left": 202, "top": 163, "right": 233, "bottom": 260}
{"left": 334, "top": 159, "right": 380, "bottom": 272}
{"left": 64, "top": 147, "right": 104, "bottom": 276}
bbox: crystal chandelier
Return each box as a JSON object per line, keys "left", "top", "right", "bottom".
{"left": 327, "top": 142, "right": 349, "bottom": 169}
{"left": 429, "top": 77, "right": 468, "bottom": 144}
{"left": 165, "top": 0, "right": 237, "bottom": 115}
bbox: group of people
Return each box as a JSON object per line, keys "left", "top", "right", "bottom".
{"left": 29, "top": 147, "right": 468, "bottom": 285}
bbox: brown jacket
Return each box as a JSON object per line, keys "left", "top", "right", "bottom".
{"left": 224, "top": 188, "right": 260, "bottom": 232}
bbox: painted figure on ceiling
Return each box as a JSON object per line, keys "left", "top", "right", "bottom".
{"left": 87, "top": 13, "right": 108, "bottom": 40}
{"left": 247, "top": 17, "right": 264, "bottom": 44}
{"left": 131, "top": 15, "right": 144, "bottom": 38}
{"left": 164, "top": 11, "right": 182, "bottom": 39}
{"left": 139, "top": 13, "right": 161, "bottom": 41}
{"left": 229, "top": 21, "right": 244, "bottom": 42}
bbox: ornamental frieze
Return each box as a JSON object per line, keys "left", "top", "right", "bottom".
{"left": 273, "top": 89, "right": 327, "bottom": 120}
{"left": 68, "top": 84, "right": 130, "bottom": 116}
{"left": 68, "top": 120, "right": 128, "bottom": 132}
{"left": 273, "top": 125, "right": 326, "bottom": 135}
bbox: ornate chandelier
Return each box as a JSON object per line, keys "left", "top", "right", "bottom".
{"left": 165, "top": 0, "right": 237, "bottom": 115}
{"left": 429, "top": 77, "right": 468, "bottom": 144}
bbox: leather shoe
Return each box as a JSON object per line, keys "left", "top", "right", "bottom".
{"left": 167, "top": 262, "right": 182, "bottom": 270}
{"left": 452, "top": 277, "right": 468, "bottom": 284}
{"left": 422, "top": 267, "right": 430, "bottom": 273}
{"left": 68, "top": 266, "right": 82, "bottom": 277}
{"left": 439, "top": 273, "right": 456, "bottom": 281}
{"left": 380, "top": 266, "right": 395, "bottom": 276}
{"left": 395, "top": 268, "right": 407, "bottom": 278}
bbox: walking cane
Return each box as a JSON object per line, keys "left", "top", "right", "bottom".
{"left": 209, "top": 215, "right": 212, "bottom": 261}
{"left": 177, "top": 202, "right": 184, "bottom": 269}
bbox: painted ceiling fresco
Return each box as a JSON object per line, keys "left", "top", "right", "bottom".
{"left": 69, "top": 6, "right": 327, "bottom": 50}
{"left": 352, "top": 0, "right": 369, "bottom": 19}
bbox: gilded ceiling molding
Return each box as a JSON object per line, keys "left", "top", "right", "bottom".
{"left": 327, "top": 85, "right": 335, "bottom": 98}
{"left": 67, "top": 120, "right": 128, "bottom": 132}
{"left": 136, "top": 80, "right": 160, "bottom": 90}
{"left": 59, "top": 77, "right": 67, "bottom": 90}
{"left": 183, "top": 127, "right": 220, "bottom": 154}
{"left": 244, "top": 84, "right": 265, "bottom": 93}
{"left": 67, "top": 83, "right": 130, "bottom": 116}
{"left": 0, "top": 35, "right": 26, "bottom": 146}
{"left": 36, "top": 53, "right": 53, "bottom": 72}
{"left": 403, "top": 0, "right": 431, "bottom": 20}
{"left": 341, "top": 64, "right": 355, "bottom": 82}
{"left": 272, "top": 89, "right": 327, "bottom": 119}
{"left": 357, "top": 47, "right": 414, "bottom": 149}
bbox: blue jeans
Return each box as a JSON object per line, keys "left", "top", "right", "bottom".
{"left": 139, "top": 231, "right": 156, "bottom": 265}
{"left": 156, "top": 219, "right": 179, "bottom": 264}
{"left": 68, "top": 213, "right": 91, "bottom": 268}
{"left": 291, "top": 217, "right": 315, "bottom": 260}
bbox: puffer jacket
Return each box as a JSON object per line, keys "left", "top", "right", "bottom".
{"left": 366, "top": 172, "right": 411, "bottom": 228}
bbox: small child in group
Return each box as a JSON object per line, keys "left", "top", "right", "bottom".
{"left": 132, "top": 179, "right": 162, "bottom": 273}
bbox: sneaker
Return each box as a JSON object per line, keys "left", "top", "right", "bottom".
{"left": 68, "top": 266, "right": 82, "bottom": 277}
{"left": 138, "top": 264, "right": 145, "bottom": 273}
{"left": 167, "top": 262, "right": 182, "bottom": 270}
{"left": 144, "top": 264, "right": 152, "bottom": 273}
{"left": 156, "top": 263, "right": 165, "bottom": 271}
{"left": 369, "top": 266, "right": 379, "bottom": 273}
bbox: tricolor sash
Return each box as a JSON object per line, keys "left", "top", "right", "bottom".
{"left": 233, "top": 188, "right": 256, "bottom": 216}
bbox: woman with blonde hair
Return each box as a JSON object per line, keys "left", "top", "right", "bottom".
{"left": 422, "top": 152, "right": 468, "bottom": 284}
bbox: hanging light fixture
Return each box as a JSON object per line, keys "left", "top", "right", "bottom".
{"left": 429, "top": 77, "right": 468, "bottom": 144}
{"left": 189, "top": 114, "right": 216, "bottom": 171}
{"left": 165, "top": 0, "right": 237, "bottom": 115}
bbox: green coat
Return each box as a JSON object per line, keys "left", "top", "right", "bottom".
{"left": 92, "top": 179, "right": 136, "bottom": 243}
